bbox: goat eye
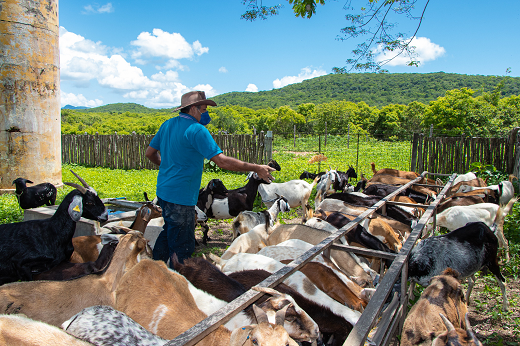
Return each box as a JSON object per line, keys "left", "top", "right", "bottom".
{"left": 251, "top": 339, "right": 258, "bottom": 345}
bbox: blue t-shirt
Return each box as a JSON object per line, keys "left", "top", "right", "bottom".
{"left": 149, "top": 113, "right": 222, "bottom": 206}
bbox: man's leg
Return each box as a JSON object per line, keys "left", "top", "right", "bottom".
{"left": 155, "top": 198, "right": 196, "bottom": 265}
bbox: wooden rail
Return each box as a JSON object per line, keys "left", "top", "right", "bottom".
{"left": 165, "top": 172, "right": 438, "bottom": 346}
{"left": 343, "top": 172, "right": 456, "bottom": 346}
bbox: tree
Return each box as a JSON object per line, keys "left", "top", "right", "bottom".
{"left": 241, "top": 0, "right": 430, "bottom": 73}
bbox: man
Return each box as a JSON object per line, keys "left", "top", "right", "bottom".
{"left": 145, "top": 90, "right": 275, "bottom": 265}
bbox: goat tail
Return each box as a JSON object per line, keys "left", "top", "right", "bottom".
{"left": 370, "top": 162, "right": 377, "bottom": 174}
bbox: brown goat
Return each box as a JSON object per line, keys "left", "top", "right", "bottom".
{"left": 366, "top": 174, "right": 438, "bottom": 196}
{"left": 401, "top": 268, "right": 469, "bottom": 346}
{"left": 279, "top": 259, "right": 366, "bottom": 312}
{"left": 370, "top": 162, "right": 439, "bottom": 185}
{"left": 70, "top": 202, "right": 161, "bottom": 263}
{"left": 447, "top": 178, "right": 488, "bottom": 197}
{"left": 115, "top": 259, "right": 232, "bottom": 345}
{"left": 0, "top": 231, "right": 151, "bottom": 327}
{"left": 431, "top": 313, "right": 482, "bottom": 346}
{"left": 436, "top": 195, "right": 485, "bottom": 214}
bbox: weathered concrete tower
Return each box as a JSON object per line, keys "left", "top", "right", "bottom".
{"left": 0, "top": 0, "right": 61, "bottom": 191}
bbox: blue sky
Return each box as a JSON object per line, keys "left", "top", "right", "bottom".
{"left": 59, "top": 1, "right": 520, "bottom": 109}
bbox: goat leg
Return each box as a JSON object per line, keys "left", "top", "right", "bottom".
{"left": 201, "top": 222, "right": 211, "bottom": 245}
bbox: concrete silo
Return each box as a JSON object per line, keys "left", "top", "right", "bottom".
{"left": 0, "top": 0, "right": 61, "bottom": 191}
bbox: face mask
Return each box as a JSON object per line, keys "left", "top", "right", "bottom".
{"left": 199, "top": 111, "right": 211, "bottom": 126}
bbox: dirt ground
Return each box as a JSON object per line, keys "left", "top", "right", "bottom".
{"left": 194, "top": 214, "right": 520, "bottom": 345}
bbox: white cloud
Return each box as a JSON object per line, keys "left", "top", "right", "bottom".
{"left": 374, "top": 36, "right": 446, "bottom": 66}
{"left": 246, "top": 84, "right": 258, "bottom": 92}
{"left": 219, "top": 67, "right": 228, "bottom": 73}
{"left": 83, "top": 3, "right": 114, "bottom": 14}
{"left": 61, "top": 92, "right": 103, "bottom": 108}
{"left": 130, "top": 29, "right": 209, "bottom": 69}
{"left": 59, "top": 27, "right": 214, "bottom": 108}
{"left": 273, "top": 67, "right": 327, "bottom": 89}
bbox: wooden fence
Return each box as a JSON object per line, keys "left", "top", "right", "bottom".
{"left": 61, "top": 132, "right": 272, "bottom": 169}
{"left": 410, "top": 127, "right": 520, "bottom": 175}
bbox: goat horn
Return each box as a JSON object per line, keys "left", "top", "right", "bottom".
{"left": 252, "top": 286, "right": 282, "bottom": 297}
{"left": 252, "top": 304, "right": 269, "bottom": 324}
{"left": 63, "top": 182, "right": 87, "bottom": 194}
{"left": 439, "top": 313, "right": 455, "bottom": 332}
{"left": 275, "top": 304, "right": 290, "bottom": 326}
{"left": 464, "top": 313, "right": 479, "bottom": 344}
{"left": 70, "top": 170, "right": 91, "bottom": 189}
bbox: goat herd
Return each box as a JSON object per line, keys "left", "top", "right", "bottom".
{"left": 0, "top": 163, "right": 517, "bottom": 346}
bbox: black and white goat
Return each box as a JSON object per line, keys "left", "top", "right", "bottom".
{"left": 408, "top": 221, "right": 508, "bottom": 311}
{"left": 207, "top": 160, "right": 280, "bottom": 221}
{"left": 232, "top": 195, "right": 291, "bottom": 240}
{"left": 196, "top": 179, "right": 229, "bottom": 244}
{"left": 0, "top": 170, "right": 108, "bottom": 285}
{"left": 12, "top": 178, "right": 57, "bottom": 209}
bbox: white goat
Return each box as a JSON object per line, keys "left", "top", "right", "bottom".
{"left": 221, "top": 223, "right": 270, "bottom": 260}
{"left": 257, "top": 176, "right": 320, "bottom": 221}
{"left": 212, "top": 252, "right": 362, "bottom": 326}
{"left": 314, "top": 170, "right": 336, "bottom": 206}
{"left": 453, "top": 172, "right": 477, "bottom": 185}
{"left": 458, "top": 180, "right": 515, "bottom": 205}
{"left": 232, "top": 195, "right": 291, "bottom": 240}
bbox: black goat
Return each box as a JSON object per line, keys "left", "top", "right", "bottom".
{"left": 363, "top": 183, "right": 430, "bottom": 204}
{"left": 196, "top": 179, "right": 229, "bottom": 244}
{"left": 0, "top": 170, "right": 108, "bottom": 285}
{"left": 12, "top": 178, "right": 57, "bottom": 209}
{"left": 324, "top": 192, "right": 418, "bottom": 227}
{"left": 408, "top": 221, "right": 508, "bottom": 311}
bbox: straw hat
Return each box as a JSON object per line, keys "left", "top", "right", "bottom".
{"left": 173, "top": 91, "right": 217, "bottom": 111}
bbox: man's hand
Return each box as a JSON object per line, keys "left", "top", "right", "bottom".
{"left": 255, "top": 164, "right": 275, "bottom": 183}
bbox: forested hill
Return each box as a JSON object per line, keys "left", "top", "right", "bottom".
{"left": 211, "top": 72, "right": 520, "bottom": 109}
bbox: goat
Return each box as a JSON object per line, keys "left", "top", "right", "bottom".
{"left": 63, "top": 303, "right": 298, "bottom": 346}
{"left": 12, "top": 177, "right": 57, "bottom": 209}
{"left": 265, "top": 223, "right": 375, "bottom": 287}
{"left": 366, "top": 174, "right": 438, "bottom": 197}
{"left": 370, "top": 162, "right": 440, "bottom": 186}
{"left": 0, "top": 314, "right": 93, "bottom": 346}
{"left": 33, "top": 234, "right": 119, "bottom": 281}
{"left": 0, "top": 231, "right": 152, "bottom": 327}
{"left": 114, "top": 258, "right": 297, "bottom": 346}
{"left": 0, "top": 170, "right": 109, "bottom": 285}
{"left": 452, "top": 172, "right": 477, "bottom": 185}
{"left": 436, "top": 195, "right": 485, "bottom": 214}
{"left": 408, "top": 222, "right": 509, "bottom": 311}
{"left": 257, "top": 243, "right": 374, "bottom": 307}
{"left": 229, "top": 269, "right": 354, "bottom": 346}
{"left": 197, "top": 179, "right": 229, "bottom": 244}
{"left": 457, "top": 180, "right": 515, "bottom": 205}
{"left": 232, "top": 195, "right": 290, "bottom": 240}
{"left": 431, "top": 314, "right": 482, "bottom": 346}
{"left": 71, "top": 201, "right": 162, "bottom": 263}
{"left": 208, "top": 173, "right": 267, "bottom": 220}
{"left": 257, "top": 176, "right": 320, "bottom": 222}
{"left": 300, "top": 166, "right": 357, "bottom": 192}
{"left": 213, "top": 252, "right": 362, "bottom": 326}
{"left": 427, "top": 199, "right": 517, "bottom": 260}
{"left": 447, "top": 178, "right": 488, "bottom": 197}
{"left": 401, "top": 268, "right": 471, "bottom": 346}
{"left": 172, "top": 256, "right": 320, "bottom": 344}
{"left": 63, "top": 305, "right": 167, "bottom": 346}
{"left": 221, "top": 223, "right": 271, "bottom": 260}
{"left": 363, "top": 183, "right": 431, "bottom": 204}
{"left": 324, "top": 192, "right": 418, "bottom": 226}
{"left": 313, "top": 210, "right": 396, "bottom": 267}
{"left": 314, "top": 170, "right": 336, "bottom": 206}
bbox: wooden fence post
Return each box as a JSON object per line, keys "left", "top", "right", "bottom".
{"left": 265, "top": 131, "right": 273, "bottom": 162}
{"left": 410, "top": 133, "right": 419, "bottom": 172}
{"left": 324, "top": 122, "right": 327, "bottom": 147}
{"left": 507, "top": 127, "right": 520, "bottom": 173}
{"left": 293, "top": 125, "right": 296, "bottom": 148}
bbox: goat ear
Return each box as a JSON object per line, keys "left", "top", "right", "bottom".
{"left": 275, "top": 304, "right": 290, "bottom": 325}
{"left": 253, "top": 304, "right": 269, "bottom": 324}
{"left": 229, "top": 326, "right": 254, "bottom": 346}
{"left": 68, "top": 195, "right": 83, "bottom": 222}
